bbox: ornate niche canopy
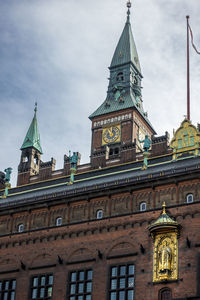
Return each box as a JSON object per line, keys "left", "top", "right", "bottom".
{"left": 149, "top": 202, "right": 181, "bottom": 282}
{"left": 170, "top": 118, "right": 200, "bottom": 160}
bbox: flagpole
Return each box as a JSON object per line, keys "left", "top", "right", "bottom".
{"left": 186, "top": 15, "right": 190, "bottom": 120}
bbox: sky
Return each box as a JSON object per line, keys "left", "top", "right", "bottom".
{"left": 0, "top": 0, "right": 200, "bottom": 187}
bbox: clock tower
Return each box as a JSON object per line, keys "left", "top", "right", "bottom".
{"left": 89, "top": 2, "right": 156, "bottom": 168}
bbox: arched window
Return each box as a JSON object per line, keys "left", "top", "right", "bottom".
{"left": 18, "top": 224, "right": 24, "bottom": 233}
{"left": 116, "top": 72, "right": 124, "bottom": 81}
{"left": 140, "top": 202, "right": 146, "bottom": 212}
{"left": 186, "top": 193, "right": 193, "bottom": 203}
{"left": 159, "top": 288, "right": 172, "bottom": 300}
{"left": 96, "top": 210, "right": 103, "bottom": 219}
{"left": 56, "top": 217, "right": 62, "bottom": 226}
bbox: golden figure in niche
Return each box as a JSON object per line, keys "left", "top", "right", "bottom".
{"left": 158, "top": 240, "right": 172, "bottom": 273}
{"left": 149, "top": 202, "right": 180, "bottom": 282}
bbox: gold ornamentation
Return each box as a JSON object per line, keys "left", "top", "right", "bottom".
{"left": 102, "top": 125, "right": 121, "bottom": 145}
{"left": 153, "top": 233, "right": 178, "bottom": 281}
{"left": 170, "top": 119, "right": 200, "bottom": 160}
{"left": 149, "top": 202, "right": 180, "bottom": 282}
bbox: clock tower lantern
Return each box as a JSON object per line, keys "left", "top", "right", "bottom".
{"left": 89, "top": 2, "right": 156, "bottom": 168}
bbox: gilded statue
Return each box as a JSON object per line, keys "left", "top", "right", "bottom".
{"left": 158, "top": 240, "right": 172, "bottom": 273}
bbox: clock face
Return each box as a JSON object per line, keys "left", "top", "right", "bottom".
{"left": 102, "top": 126, "right": 120, "bottom": 145}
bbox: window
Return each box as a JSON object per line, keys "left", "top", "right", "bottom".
{"left": 18, "top": 223, "right": 24, "bottom": 233}
{"left": 159, "top": 288, "right": 172, "bottom": 300}
{"left": 186, "top": 193, "right": 193, "bottom": 203}
{"left": 56, "top": 217, "right": 62, "bottom": 226}
{"left": 30, "top": 274, "right": 53, "bottom": 300}
{"left": 140, "top": 202, "right": 146, "bottom": 212}
{"left": 0, "top": 279, "right": 16, "bottom": 300}
{"left": 68, "top": 269, "right": 93, "bottom": 300}
{"left": 96, "top": 210, "right": 103, "bottom": 219}
{"left": 109, "top": 264, "right": 135, "bottom": 300}
{"left": 116, "top": 72, "right": 124, "bottom": 81}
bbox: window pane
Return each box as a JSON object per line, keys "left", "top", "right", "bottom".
{"left": 78, "top": 283, "right": 84, "bottom": 293}
{"left": 111, "top": 279, "right": 117, "bottom": 290}
{"left": 119, "top": 291, "right": 125, "bottom": 300}
{"left": 41, "top": 276, "right": 46, "bottom": 286}
{"left": 33, "top": 278, "right": 38, "bottom": 287}
{"left": 48, "top": 287, "right": 53, "bottom": 297}
{"left": 119, "top": 278, "right": 125, "bottom": 289}
{"left": 110, "top": 292, "right": 116, "bottom": 300}
{"left": 10, "top": 292, "right": 15, "bottom": 300}
{"left": 40, "top": 287, "right": 45, "bottom": 297}
{"left": 111, "top": 267, "right": 117, "bottom": 277}
{"left": 128, "top": 290, "right": 134, "bottom": 300}
{"left": 32, "top": 288, "right": 37, "bottom": 299}
{"left": 70, "top": 284, "right": 76, "bottom": 294}
{"left": 79, "top": 271, "right": 84, "bottom": 281}
{"left": 70, "top": 297, "right": 75, "bottom": 300}
{"left": 5, "top": 281, "right": 9, "bottom": 290}
{"left": 12, "top": 280, "right": 16, "bottom": 289}
{"left": 128, "top": 277, "right": 134, "bottom": 288}
{"left": 120, "top": 266, "right": 126, "bottom": 276}
{"left": 71, "top": 272, "right": 76, "bottom": 282}
{"left": 0, "top": 282, "right": 2, "bottom": 290}
{"left": 128, "top": 265, "right": 135, "bottom": 275}
{"left": 87, "top": 270, "right": 93, "bottom": 280}
{"left": 86, "top": 295, "right": 91, "bottom": 300}
{"left": 48, "top": 275, "right": 53, "bottom": 285}
{"left": 3, "top": 293, "right": 8, "bottom": 300}
{"left": 78, "top": 296, "right": 83, "bottom": 300}
{"left": 86, "top": 282, "right": 92, "bottom": 292}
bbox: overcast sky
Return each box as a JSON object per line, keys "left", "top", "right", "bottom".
{"left": 0, "top": 0, "right": 200, "bottom": 186}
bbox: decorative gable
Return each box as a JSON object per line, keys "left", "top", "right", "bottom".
{"left": 170, "top": 119, "right": 200, "bottom": 159}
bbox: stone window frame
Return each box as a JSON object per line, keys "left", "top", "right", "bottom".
{"left": 18, "top": 223, "right": 24, "bottom": 233}
{"left": 96, "top": 209, "right": 103, "bottom": 219}
{"left": 56, "top": 217, "right": 63, "bottom": 226}
{"left": 67, "top": 269, "right": 93, "bottom": 300}
{"left": 140, "top": 202, "right": 147, "bottom": 212}
{"left": 0, "top": 278, "right": 16, "bottom": 300}
{"left": 186, "top": 193, "right": 194, "bottom": 204}
{"left": 108, "top": 263, "right": 135, "bottom": 300}
{"left": 30, "top": 273, "right": 53, "bottom": 300}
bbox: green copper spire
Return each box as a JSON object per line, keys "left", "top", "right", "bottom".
{"left": 110, "top": 2, "right": 141, "bottom": 72}
{"left": 20, "top": 103, "right": 43, "bottom": 154}
{"left": 89, "top": 1, "right": 155, "bottom": 134}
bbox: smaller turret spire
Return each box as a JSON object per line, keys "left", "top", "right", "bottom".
{"left": 20, "top": 103, "right": 43, "bottom": 154}
{"left": 126, "top": 1, "right": 131, "bottom": 23}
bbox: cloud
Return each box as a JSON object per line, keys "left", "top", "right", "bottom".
{"left": 0, "top": 0, "right": 199, "bottom": 186}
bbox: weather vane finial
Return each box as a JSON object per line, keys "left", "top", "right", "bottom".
{"left": 126, "top": 1, "right": 132, "bottom": 22}
{"left": 34, "top": 102, "right": 37, "bottom": 114}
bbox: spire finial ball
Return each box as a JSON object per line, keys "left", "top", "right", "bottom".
{"left": 127, "top": 1, "right": 131, "bottom": 9}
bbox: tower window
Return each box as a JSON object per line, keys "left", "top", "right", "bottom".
{"left": 116, "top": 72, "right": 124, "bottom": 81}
{"left": 96, "top": 210, "right": 103, "bottom": 219}
{"left": 56, "top": 217, "right": 62, "bottom": 226}
{"left": 18, "top": 223, "right": 24, "bottom": 233}
{"left": 140, "top": 202, "right": 146, "bottom": 212}
{"left": 186, "top": 193, "right": 193, "bottom": 203}
{"left": 34, "top": 154, "right": 39, "bottom": 165}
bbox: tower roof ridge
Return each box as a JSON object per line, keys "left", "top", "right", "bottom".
{"left": 20, "top": 104, "right": 43, "bottom": 154}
